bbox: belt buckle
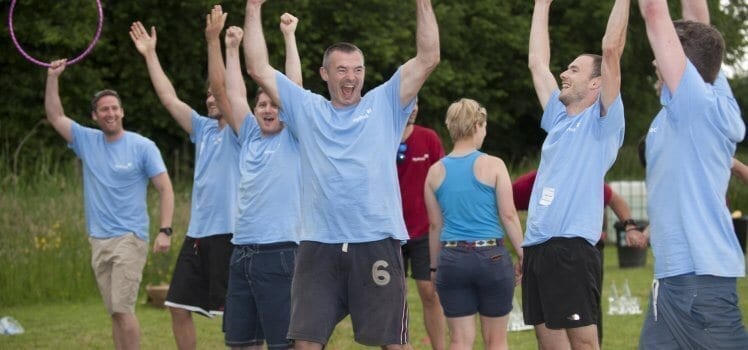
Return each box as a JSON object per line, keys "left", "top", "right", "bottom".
{"left": 475, "top": 239, "right": 496, "bottom": 247}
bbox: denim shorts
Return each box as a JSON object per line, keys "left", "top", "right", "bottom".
{"left": 224, "top": 242, "right": 297, "bottom": 349}
{"left": 639, "top": 274, "right": 748, "bottom": 349}
{"left": 435, "top": 244, "right": 515, "bottom": 318}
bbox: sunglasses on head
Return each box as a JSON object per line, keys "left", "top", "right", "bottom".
{"left": 396, "top": 142, "right": 408, "bottom": 164}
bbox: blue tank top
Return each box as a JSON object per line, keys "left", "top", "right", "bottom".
{"left": 435, "top": 151, "right": 503, "bottom": 241}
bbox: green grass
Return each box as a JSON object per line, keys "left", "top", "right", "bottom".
{"left": 1, "top": 248, "right": 746, "bottom": 349}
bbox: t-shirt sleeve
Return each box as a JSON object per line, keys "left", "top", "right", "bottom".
{"left": 276, "top": 70, "right": 312, "bottom": 135}
{"left": 596, "top": 93, "right": 625, "bottom": 139}
{"left": 142, "top": 140, "right": 167, "bottom": 178}
{"left": 431, "top": 130, "right": 445, "bottom": 162}
{"left": 660, "top": 60, "right": 710, "bottom": 124}
{"left": 190, "top": 110, "right": 208, "bottom": 144}
{"left": 68, "top": 121, "right": 94, "bottom": 158}
{"left": 540, "top": 90, "right": 565, "bottom": 132}
{"left": 239, "top": 112, "right": 260, "bottom": 144}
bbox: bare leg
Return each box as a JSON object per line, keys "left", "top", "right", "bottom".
{"left": 415, "top": 279, "right": 446, "bottom": 350}
{"left": 534, "top": 323, "right": 571, "bottom": 350}
{"left": 112, "top": 312, "right": 140, "bottom": 350}
{"left": 445, "top": 315, "right": 476, "bottom": 350}
{"left": 169, "top": 306, "right": 196, "bottom": 350}
{"left": 567, "top": 325, "right": 599, "bottom": 350}
{"left": 480, "top": 314, "right": 510, "bottom": 350}
{"left": 295, "top": 340, "right": 323, "bottom": 350}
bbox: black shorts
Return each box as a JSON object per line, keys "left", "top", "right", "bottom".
{"left": 288, "top": 239, "right": 408, "bottom": 346}
{"left": 522, "top": 237, "right": 601, "bottom": 329}
{"left": 165, "top": 234, "right": 233, "bottom": 317}
{"left": 401, "top": 235, "right": 432, "bottom": 281}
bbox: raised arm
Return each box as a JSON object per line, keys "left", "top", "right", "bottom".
{"left": 681, "top": 0, "right": 709, "bottom": 24}
{"left": 129, "top": 21, "right": 193, "bottom": 134}
{"left": 206, "top": 5, "right": 233, "bottom": 127}
{"left": 639, "top": 0, "right": 686, "bottom": 93}
{"left": 399, "top": 0, "right": 440, "bottom": 106}
{"left": 528, "top": 0, "right": 558, "bottom": 109}
{"left": 151, "top": 172, "right": 174, "bottom": 253}
{"left": 599, "top": 0, "right": 630, "bottom": 115}
{"left": 243, "top": 0, "right": 280, "bottom": 106}
{"left": 44, "top": 59, "right": 74, "bottom": 143}
{"left": 494, "top": 158, "right": 524, "bottom": 285}
{"left": 225, "top": 26, "right": 251, "bottom": 134}
{"left": 280, "top": 13, "right": 303, "bottom": 86}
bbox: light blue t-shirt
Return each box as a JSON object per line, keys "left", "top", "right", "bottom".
{"left": 233, "top": 114, "right": 302, "bottom": 245}
{"left": 187, "top": 111, "right": 240, "bottom": 238}
{"left": 524, "top": 90, "right": 625, "bottom": 247}
{"left": 69, "top": 122, "right": 167, "bottom": 241}
{"left": 646, "top": 61, "right": 745, "bottom": 279}
{"left": 275, "top": 68, "right": 414, "bottom": 243}
{"left": 436, "top": 151, "right": 503, "bottom": 242}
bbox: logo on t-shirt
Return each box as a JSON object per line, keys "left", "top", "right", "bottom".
{"left": 352, "top": 108, "right": 373, "bottom": 123}
{"left": 567, "top": 121, "right": 582, "bottom": 132}
{"left": 412, "top": 153, "right": 430, "bottom": 162}
{"left": 114, "top": 162, "right": 133, "bottom": 170}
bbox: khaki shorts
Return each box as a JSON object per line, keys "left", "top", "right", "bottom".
{"left": 89, "top": 233, "right": 148, "bottom": 314}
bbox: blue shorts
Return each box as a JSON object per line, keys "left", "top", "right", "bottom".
{"left": 639, "top": 274, "right": 748, "bottom": 350}
{"left": 435, "top": 244, "right": 515, "bottom": 318}
{"left": 223, "top": 242, "right": 297, "bottom": 349}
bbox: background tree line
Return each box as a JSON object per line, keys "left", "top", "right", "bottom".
{"left": 1, "top": 0, "right": 746, "bottom": 181}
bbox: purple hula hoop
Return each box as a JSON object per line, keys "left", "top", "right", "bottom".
{"left": 8, "top": 0, "right": 103, "bottom": 68}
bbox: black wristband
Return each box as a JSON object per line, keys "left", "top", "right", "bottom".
{"left": 159, "top": 227, "right": 173, "bottom": 236}
{"left": 429, "top": 267, "right": 437, "bottom": 272}
{"left": 621, "top": 219, "right": 636, "bottom": 228}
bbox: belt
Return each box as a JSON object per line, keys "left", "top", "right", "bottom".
{"left": 236, "top": 241, "right": 298, "bottom": 252}
{"left": 442, "top": 239, "right": 502, "bottom": 248}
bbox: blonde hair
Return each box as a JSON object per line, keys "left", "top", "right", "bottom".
{"left": 445, "top": 98, "right": 487, "bottom": 142}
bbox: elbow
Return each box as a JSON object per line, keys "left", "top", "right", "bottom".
{"left": 639, "top": 1, "right": 666, "bottom": 23}
{"left": 601, "top": 42, "right": 622, "bottom": 60}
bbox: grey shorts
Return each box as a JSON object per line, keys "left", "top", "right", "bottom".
{"left": 639, "top": 274, "right": 748, "bottom": 349}
{"left": 288, "top": 239, "right": 408, "bottom": 346}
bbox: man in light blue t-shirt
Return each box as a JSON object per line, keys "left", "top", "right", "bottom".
{"left": 220, "top": 17, "right": 303, "bottom": 350}
{"left": 638, "top": 0, "right": 748, "bottom": 348}
{"left": 130, "top": 6, "right": 240, "bottom": 349}
{"left": 522, "top": 1, "right": 640, "bottom": 349}
{"left": 241, "top": 0, "right": 440, "bottom": 348}
{"left": 45, "top": 60, "right": 174, "bottom": 350}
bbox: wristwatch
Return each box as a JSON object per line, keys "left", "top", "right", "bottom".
{"left": 159, "top": 227, "right": 173, "bottom": 236}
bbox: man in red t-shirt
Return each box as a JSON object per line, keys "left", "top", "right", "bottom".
{"left": 513, "top": 169, "right": 638, "bottom": 344}
{"left": 398, "top": 102, "right": 446, "bottom": 349}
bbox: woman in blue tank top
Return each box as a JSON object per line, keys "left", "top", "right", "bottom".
{"left": 424, "top": 98, "right": 525, "bottom": 349}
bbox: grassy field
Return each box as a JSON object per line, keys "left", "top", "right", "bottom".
{"left": 1, "top": 145, "right": 747, "bottom": 348}
{"left": 0, "top": 248, "right": 745, "bottom": 349}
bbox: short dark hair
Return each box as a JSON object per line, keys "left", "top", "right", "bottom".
{"left": 254, "top": 87, "right": 267, "bottom": 106}
{"left": 581, "top": 54, "right": 603, "bottom": 78}
{"left": 322, "top": 42, "right": 364, "bottom": 69}
{"left": 91, "top": 89, "right": 121, "bottom": 112}
{"left": 673, "top": 20, "right": 725, "bottom": 83}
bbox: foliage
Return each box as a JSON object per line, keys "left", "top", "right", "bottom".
{"left": 1, "top": 0, "right": 746, "bottom": 179}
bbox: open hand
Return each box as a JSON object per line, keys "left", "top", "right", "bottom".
{"left": 129, "top": 21, "right": 157, "bottom": 55}
{"left": 205, "top": 5, "right": 228, "bottom": 40}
